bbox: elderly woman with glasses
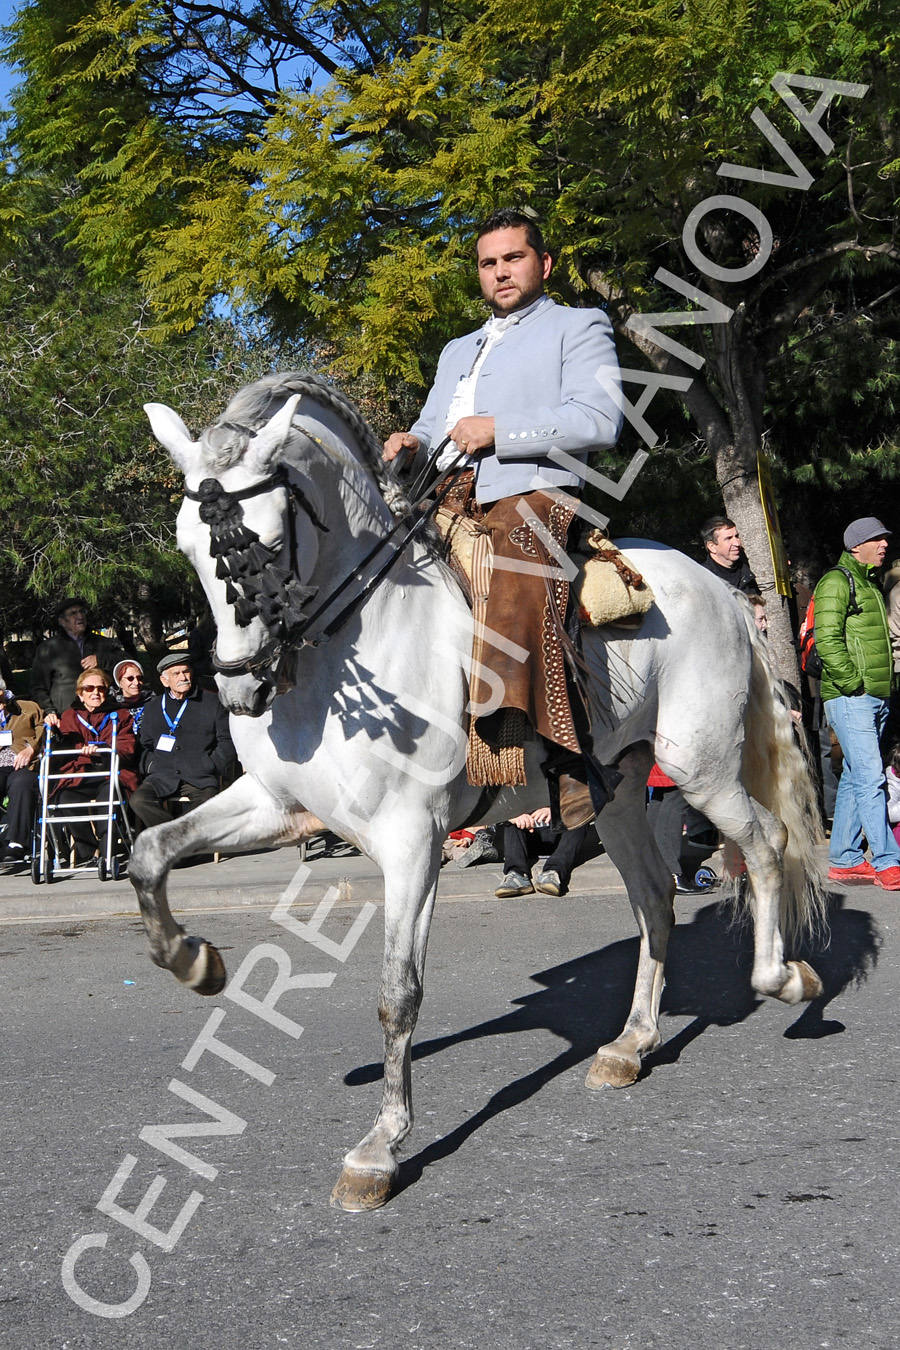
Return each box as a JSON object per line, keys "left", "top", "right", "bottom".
{"left": 112, "top": 659, "right": 153, "bottom": 731}
{"left": 46, "top": 668, "right": 139, "bottom": 866}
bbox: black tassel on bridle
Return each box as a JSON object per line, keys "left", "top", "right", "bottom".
{"left": 184, "top": 470, "right": 326, "bottom": 643}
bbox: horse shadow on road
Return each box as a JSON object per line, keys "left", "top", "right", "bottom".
{"left": 343, "top": 893, "right": 879, "bottom": 1196}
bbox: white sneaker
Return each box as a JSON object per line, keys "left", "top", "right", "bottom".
{"left": 495, "top": 870, "right": 534, "bottom": 898}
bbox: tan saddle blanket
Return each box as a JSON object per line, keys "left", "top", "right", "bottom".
{"left": 435, "top": 510, "right": 655, "bottom": 628}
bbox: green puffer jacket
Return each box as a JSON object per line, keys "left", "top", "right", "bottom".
{"left": 814, "top": 550, "right": 894, "bottom": 701}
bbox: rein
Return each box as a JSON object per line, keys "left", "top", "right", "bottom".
{"left": 192, "top": 438, "right": 468, "bottom": 679}
{"left": 286, "top": 440, "right": 465, "bottom": 648}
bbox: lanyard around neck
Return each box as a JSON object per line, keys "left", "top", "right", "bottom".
{"left": 162, "top": 696, "right": 189, "bottom": 735}
{"left": 77, "top": 712, "right": 112, "bottom": 743}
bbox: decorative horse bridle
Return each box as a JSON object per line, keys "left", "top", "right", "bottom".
{"left": 185, "top": 437, "right": 465, "bottom": 681}
{"left": 183, "top": 465, "right": 328, "bottom": 678}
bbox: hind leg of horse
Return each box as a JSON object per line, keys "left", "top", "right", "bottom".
{"left": 585, "top": 746, "right": 676, "bottom": 1090}
{"left": 688, "top": 787, "right": 823, "bottom": 1006}
{"left": 129, "top": 775, "right": 322, "bottom": 995}
{"left": 738, "top": 797, "right": 823, "bottom": 1004}
{"left": 331, "top": 832, "right": 442, "bottom": 1212}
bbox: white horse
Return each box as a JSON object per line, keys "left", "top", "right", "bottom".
{"left": 134, "top": 372, "right": 826, "bottom": 1211}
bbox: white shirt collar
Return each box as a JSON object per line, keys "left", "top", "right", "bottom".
{"left": 482, "top": 293, "right": 550, "bottom": 336}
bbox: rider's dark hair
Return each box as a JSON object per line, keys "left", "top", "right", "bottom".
{"left": 475, "top": 209, "right": 548, "bottom": 259}
{"left": 699, "top": 515, "right": 737, "bottom": 548}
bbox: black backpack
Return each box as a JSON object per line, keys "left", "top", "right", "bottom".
{"left": 800, "top": 565, "right": 862, "bottom": 679}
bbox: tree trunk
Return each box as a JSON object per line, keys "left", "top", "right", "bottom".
{"left": 712, "top": 429, "right": 799, "bottom": 687}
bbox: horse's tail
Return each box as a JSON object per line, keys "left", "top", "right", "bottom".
{"left": 737, "top": 611, "right": 828, "bottom": 945}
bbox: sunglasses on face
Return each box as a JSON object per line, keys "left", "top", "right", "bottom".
{"left": 81, "top": 685, "right": 108, "bottom": 694}
{"left": 121, "top": 674, "right": 143, "bottom": 683}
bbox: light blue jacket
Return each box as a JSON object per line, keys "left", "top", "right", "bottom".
{"left": 409, "top": 297, "right": 623, "bottom": 504}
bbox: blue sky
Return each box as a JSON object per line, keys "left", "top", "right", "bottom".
{"left": 0, "top": 0, "right": 21, "bottom": 112}
{"left": 0, "top": 1, "right": 321, "bottom": 117}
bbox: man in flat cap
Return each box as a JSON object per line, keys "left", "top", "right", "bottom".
{"left": 130, "top": 653, "right": 236, "bottom": 831}
{"left": 814, "top": 517, "right": 900, "bottom": 888}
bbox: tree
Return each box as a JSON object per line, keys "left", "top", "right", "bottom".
{"left": 0, "top": 172, "right": 281, "bottom": 636}
{"left": 6, "top": 0, "right": 900, "bottom": 676}
{"left": 529, "top": 0, "right": 900, "bottom": 676}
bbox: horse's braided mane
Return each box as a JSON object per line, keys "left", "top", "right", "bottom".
{"left": 210, "top": 371, "right": 411, "bottom": 519}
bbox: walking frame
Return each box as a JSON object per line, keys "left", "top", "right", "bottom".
{"left": 31, "top": 718, "right": 134, "bottom": 883}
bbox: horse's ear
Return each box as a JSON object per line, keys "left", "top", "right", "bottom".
{"left": 144, "top": 403, "right": 197, "bottom": 470}
{"left": 246, "top": 394, "right": 302, "bottom": 471}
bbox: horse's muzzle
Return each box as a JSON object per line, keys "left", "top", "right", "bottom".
{"left": 215, "top": 670, "right": 276, "bottom": 717}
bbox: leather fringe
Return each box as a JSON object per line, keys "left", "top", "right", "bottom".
{"left": 466, "top": 708, "right": 527, "bottom": 787}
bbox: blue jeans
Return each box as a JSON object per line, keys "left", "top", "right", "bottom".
{"left": 824, "top": 693, "right": 900, "bottom": 870}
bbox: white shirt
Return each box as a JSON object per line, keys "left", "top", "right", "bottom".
{"left": 436, "top": 295, "right": 551, "bottom": 470}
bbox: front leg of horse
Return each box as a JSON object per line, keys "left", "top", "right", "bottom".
{"left": 331, "top": 851, "right": 440, "bottom": 1212}
{"left": 585, "top": 922, "right": 670, "bottom": 1089}
{"left": 130, "top": 776, "right": 321, "bottom": 996}
{"left": 329, "top": 969, "right": 421, "bottom": 1212}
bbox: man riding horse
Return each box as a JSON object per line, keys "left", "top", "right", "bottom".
{"left": 384, "top": 208, "right": 623, "bottom": 826}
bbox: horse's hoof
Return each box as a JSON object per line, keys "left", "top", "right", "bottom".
{"left": 329, "top": 1167, "right": 395, "bottom": 1212}
{"left": 585, "top": 1051, "right": 640, "bottom": 1090}
{"left": 780, "top": 959, "right": 824, "bottom": 1005}
{"left": 189, "top": 942, "right": 228, "bottom": 996}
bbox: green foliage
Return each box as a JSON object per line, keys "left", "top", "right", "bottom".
{"left": 0, "top": 176, "right": 281, "bottom": 632}
{"left": 4, "top": 0, "right": 900, "bottom": 594}
{"left": 8, "top": 0, "right": 897, "bottom": 371}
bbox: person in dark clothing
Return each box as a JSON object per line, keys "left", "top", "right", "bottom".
{"left": 495, "top": 807, "right": 600, "bottom": 897}
{"left": 130, "top": 652, "right": 236, "bottom": 830}
{"left": 0, "top": 640, "right": 14, "bottom": 691}
{"left": 29, "top": 597, "right": 125, "bottom": 716}
{"left": 699, "top": 516, "right": 759, "bottom": 593}
{"left": 646, "top": 765, "right": 718, "bottom": 894}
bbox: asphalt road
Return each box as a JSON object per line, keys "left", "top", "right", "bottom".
{"left": 2, "top": 845, "right": 898, "bottom": 1349}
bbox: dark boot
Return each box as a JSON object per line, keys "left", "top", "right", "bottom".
{"left": 542, "top": 752, "right": 595, "bottom": 829}
{"left": 542, "top": 746, "right": 623, "bottom": 829}
{"left": 558, "top": 769, "right": 596, "bottom": 829}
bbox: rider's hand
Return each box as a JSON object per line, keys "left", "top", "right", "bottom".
{"left": 43, "top": 713, "right": 60, "bottom": 728}
{"left": 81, "top": 654, "right": 99, "bottom": 671}
{"left": 383, "top": 432, "right": 421, "bottom": 463}
{"left": 447, "top": 416, "right": 495, "bottom": 455}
